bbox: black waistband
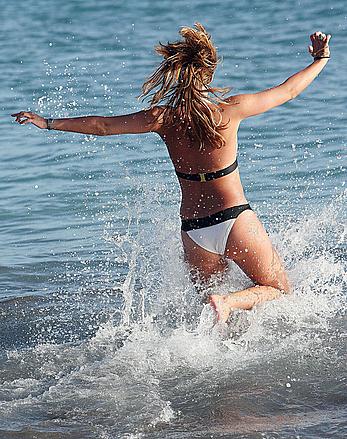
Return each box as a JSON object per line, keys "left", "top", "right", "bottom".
{"left": 175, "top": 158, "right": 238, "bottom": 182}
{"left": 181, "top": 204, "right": 252, "bottom": 232}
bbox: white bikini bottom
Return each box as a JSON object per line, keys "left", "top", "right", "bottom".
{"left": 181, "top": 204, "right": 252, "bottom": 256}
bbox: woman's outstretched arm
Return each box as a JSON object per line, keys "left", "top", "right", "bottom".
{"left": 11, "top": 107, "right": 163, "bottom": 135}
{"left": 229, "top": 32, "right": 331, "bottom": 120}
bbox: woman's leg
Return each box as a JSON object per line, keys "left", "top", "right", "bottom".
{"left": 210, "top": 209, "right": 290, "bottom": 322}
{"left": 181, "top": 231, "right": 227, "bottom": 285}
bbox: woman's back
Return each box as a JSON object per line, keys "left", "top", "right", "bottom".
{"left": 158, "top": 101, "right": 247, "bottom": 218}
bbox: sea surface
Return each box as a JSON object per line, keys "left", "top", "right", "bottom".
{"left": 0, "top": 0, "right": 346, "bottom": 438}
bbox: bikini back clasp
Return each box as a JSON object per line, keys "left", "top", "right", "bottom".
{"left": 175, "top": 158, "right": 238, "bottom": 182}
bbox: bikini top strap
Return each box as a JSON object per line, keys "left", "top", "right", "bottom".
{"left": 175, "top": 158, "right": 238, "bottom": 182}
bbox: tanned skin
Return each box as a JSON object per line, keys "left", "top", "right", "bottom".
{"left": 12, "top": 32, "right": 330, "bottom": 323}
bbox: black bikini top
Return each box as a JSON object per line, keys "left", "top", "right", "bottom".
{"left": 175, "top": 158, "right": 238, "bottom": 182}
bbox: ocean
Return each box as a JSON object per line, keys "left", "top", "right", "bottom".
{"left": 0, "top": 0, "right": 346, "bottom": 438}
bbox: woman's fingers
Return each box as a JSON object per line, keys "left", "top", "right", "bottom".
{"left": 20, "top": 118, "right": 32, "bottom": 125}
{"left": 311, "top": 31, "right": 331, "bottom": 45}
{"left": 12, "top": 111, "right": 30, "bottom": 118}
{"left": 12, "top": 111, "right": 47, "bottom": 129}
{"left": 12, "top": 111, "right": 34, "bottom": 124}
{"left": 308, "top": 31, "right": 331, "bottom": 60}
{"left": 309, "top": 31, "right": 331, "bottom": 55}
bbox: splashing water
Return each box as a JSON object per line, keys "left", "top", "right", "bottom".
{"left": 0, "top": 185, "right": 345, "bottom": 438}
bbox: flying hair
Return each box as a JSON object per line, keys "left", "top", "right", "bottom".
{"left": 139, "top": 22, "right": 231, "bottom": 150}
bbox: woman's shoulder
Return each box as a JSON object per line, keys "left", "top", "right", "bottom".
{"left": 221, "top": 93, "right": 242, "bottom": 107}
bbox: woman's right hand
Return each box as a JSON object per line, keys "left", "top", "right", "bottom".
{"left": 308, "top": 31, "right": 331, "bottom": 60}
{"left": 11, "top": 111, "right": 47, "bottom": 129}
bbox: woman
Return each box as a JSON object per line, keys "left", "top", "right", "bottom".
{"left": 12, "top": 24, "right": 331, "bottom": 323}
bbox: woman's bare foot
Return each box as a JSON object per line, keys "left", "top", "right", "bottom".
{"left": 209, "top": 295, "right": 232, "bottom": 323}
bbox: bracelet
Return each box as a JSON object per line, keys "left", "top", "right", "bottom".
{"left": 46, "top": 118, "right": 54, "bottom": 130}
{"left": 314, "top": 56, "right": 330, "bottom": 61}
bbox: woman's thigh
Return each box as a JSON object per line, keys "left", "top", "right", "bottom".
{"left": 181, "top": 231, "right": 227, "bottom": 283}
{"left": 225, "top": 210, "right": 290, "bottom": 291}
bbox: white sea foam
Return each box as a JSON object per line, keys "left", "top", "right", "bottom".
{"left": 1, "top": 192, "right": 345, "bottom": 437}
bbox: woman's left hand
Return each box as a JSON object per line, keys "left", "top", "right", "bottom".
{"left": 308, "top": 31, "right": 331, "bottom": 59}
{"left": 11, "top": 111, "right": 47, "bottom": 129}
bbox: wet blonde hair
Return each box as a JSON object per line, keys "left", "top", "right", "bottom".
{"left": 140, "top": 22, "right": 230, "bottom": 149}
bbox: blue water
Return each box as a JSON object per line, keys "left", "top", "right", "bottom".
{"left": 0, "top": 0, "right": 346, "bottom": 438}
